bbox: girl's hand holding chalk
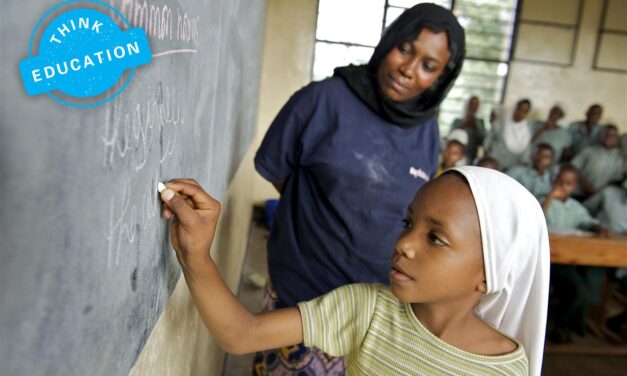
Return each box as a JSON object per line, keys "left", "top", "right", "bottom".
{"left": 158, "top": 179, "right": 221, "bottom": 273}
{"left": 158, "top": 179, "right": 304, "bottom": 354}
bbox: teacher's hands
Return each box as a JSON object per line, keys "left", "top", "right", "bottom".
{"left": 160, "top": 179, "right": 221, "bottom": 273}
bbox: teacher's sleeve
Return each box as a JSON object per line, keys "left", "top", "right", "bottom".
{"left": 297, "top": 283, "right": 378, "bottom": 357}
{"left": 254, "top": 86, "right": 314, "bottom": 183}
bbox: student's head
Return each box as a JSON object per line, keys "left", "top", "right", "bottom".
{"left": 442, "top": 140, "right": 465, "bottom": 167}
{"left": 601, "top": 124, "right": 619, "bottom": 149}
{"left": 531, "top": 143, "right": 554, "bottom": 173}
{"left": 547, "top": 105, "right": 564, "bottom": 122}
{"left": 477, "top": 155, "right": 500, "bottom": 170}
{"left": 391, "top": 173, "right": 485, "bottom": 305}
{"left": 391, "top": 166, "right": 549, "bottom": 376}
{"left": 585, "top": 104, "right": 603, "bottom": 124}
{"left": 467, "top": 95, "right": 480, "bottom": 115}
{"left": 512, "top": 99, "right": 531, "bottom": 122}
{"left": 554, "top": 164, "right": 580, "bottom": 198}
{"left": 371, "top": 4, "right": 465, "bottom": 102}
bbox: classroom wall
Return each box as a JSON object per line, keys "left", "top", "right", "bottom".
{"left": 505, "top": 0, "right": 627, "bottom": 131}
{"left": 252, "top": 0, "right": 318, "bottom": 203}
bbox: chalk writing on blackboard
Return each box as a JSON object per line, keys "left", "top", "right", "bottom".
{"left": 111, "top": 0, "right": 200, "bottom": 46}
{"left": 102, "top": 84, "right": 183, "bottom": 267}
{"left": 101, "top": 84, "right": 182, "bottom": 171}
{"left": 104, "top": 169, "right": 161, "bottom": 267}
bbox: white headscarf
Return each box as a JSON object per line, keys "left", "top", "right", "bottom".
{"left": 451, "top": 166, "right": 550, "bottom": 376}
{"left": 502, "top": 109, "right": 531, "bottom": 154}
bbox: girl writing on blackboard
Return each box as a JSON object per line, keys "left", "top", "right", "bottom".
{"left": 252, "top": 4, "right": 465, "bottom": 372}
{"left": 159, "top": 166, "right": 549, "bottom": 376}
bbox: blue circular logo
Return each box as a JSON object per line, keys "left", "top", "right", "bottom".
{"left": 19, "top": 0, "right": 152, "bottom": 108}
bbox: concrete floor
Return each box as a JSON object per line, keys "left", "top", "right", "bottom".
{"left": 222, "top": 220, "right": 627, "bottom": 375}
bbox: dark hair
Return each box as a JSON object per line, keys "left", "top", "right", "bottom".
{"left": 557, "top": 164, "right": 579, "bottom": 179}
{"left": 447, "top": 139, "right": 465, "bottom": 149}
{"left": 534, "top": 143, "right": 554, "bottom": 156}
{"left": 516, "top": 98, "right": 532, "bottom": 109}
{"left": 477, "top": 155, "right": 500, "bottom": 170}
{"left": 604, "top": 124, "right": 618, "bottom": 134}
{"left": 588, "top": 103, "right": 603, "bottom": 111}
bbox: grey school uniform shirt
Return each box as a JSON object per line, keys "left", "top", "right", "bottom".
{"left": 584, "top": 185, "right": 627, "bottom": 233}
{"left": 506, "top": 166, "right": 552, "bottom": 201}
{"left": 529, "top": 120, "right": 572, "bottom": 161}
{"left": 571, "top": 145, "right": 624, "bottom": 191}
{"left": 568, "top": 121, "right": 604, "bottom": 155}
{"left": 545, "top": 197, "right": 599, "bottom": 230}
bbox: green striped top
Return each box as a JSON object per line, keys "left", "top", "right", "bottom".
{"left": 298, "top": 283, "right": 528, "bottom": 375}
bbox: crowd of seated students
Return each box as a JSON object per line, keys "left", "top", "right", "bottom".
{"left": 441, "top": 97, "right": 627, "bottom": 344}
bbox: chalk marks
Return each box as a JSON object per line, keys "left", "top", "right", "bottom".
{"left": 152, "top": 49, "right": 197, "bottom": 58}
{"left": 101, "top": 84, "right": 182, "bottom": 171}
{"left": 102, "top": 83, "right": 183, "bottom": 268}
{"left": 104, "top": 168, "right": 161, "bottom": 268}
{"left": 110, "top": 0, "right": 200, "bottom": 46}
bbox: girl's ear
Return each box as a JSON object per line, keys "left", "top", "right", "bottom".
{"left": 476, "top": 280, "right": 487, "bottom": 294}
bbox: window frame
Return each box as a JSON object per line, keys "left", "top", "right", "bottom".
{"left": 592, "top": 0, "right": 627, "bottom": 74}
{"left": 311, "top": 0, "right": 523, "bottom": 125}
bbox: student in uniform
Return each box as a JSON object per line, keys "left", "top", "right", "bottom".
{"left": 530, "top": 105, "right": 572, "bottom": 163}
{"left": 158, "top": 166, "right": 550, "bottom": 376}
{"left": 567, "top": 104, "right": 604, "bottom": 157}
{"left": 584, "top": 179, "right": 627, "bottom": 234}
{"left": 484, "top": 99, "right": 532, "bottom": 170}
{"left": 252, "top": 4, "right": 466, "bottom": 373}
{"left": 507, "top": 143, "right": 554, "bottom": 201}
{"left": 542, "top": 165, "right": 608, "bottom": 342}
{"left": 449, "top": 95, "right": 485, "bottom": 164}
{"left": 571, "top": 124, "right": 624, "bottom": 198}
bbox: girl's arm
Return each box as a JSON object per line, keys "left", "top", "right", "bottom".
{"left": 159, "top": 179, "right": 303, "bottom": 354}
{"left": 542, "top": 186, "right": 566, "bottom": 214}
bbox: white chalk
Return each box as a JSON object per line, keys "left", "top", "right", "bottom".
{"left": 157, "top": 182, "right": 166, "bottom": 193}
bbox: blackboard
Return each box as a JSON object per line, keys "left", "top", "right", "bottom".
{"left": 0, "top": 0, "right": 266, "bottom": 374}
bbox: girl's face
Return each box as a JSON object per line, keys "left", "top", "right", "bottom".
{"left": 390, "top": 174, "right": 486, "bottom": 304}
{"left": 602, "top": 127, "right": 619, "bottom": 149}
{"left": 467, "top": 96, "right": 480, "bottom": 115}
{"left": 512, "top": 102, "right": 530, "bottom": 122}
{"left": 442, "top": 142, "right": 464, "bottom": 167}
{"left": 377, "top": 28, "right": 451, "bottom": 102}
{"left": 554, "top": 170, "right": 578, "bottom": 198}
{"left": 532, "top": 147, "right": 554, "bottom": 173}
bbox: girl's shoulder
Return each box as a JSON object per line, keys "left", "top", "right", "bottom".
{"left": 472, "top": 320, "right": 521, "bottom": 356}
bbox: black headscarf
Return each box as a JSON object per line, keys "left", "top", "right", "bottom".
{"left": 334, "top": 3, "right": 465, "bottom": 127}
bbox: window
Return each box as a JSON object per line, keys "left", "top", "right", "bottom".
{"left": 313, "top": 0, "right": 520, "bottom": 132}
{"left": 593, "top": 0, "right": 627, "bottom": 73}
{"left": 514, "top": 0, "right": 583, "bottom": 67}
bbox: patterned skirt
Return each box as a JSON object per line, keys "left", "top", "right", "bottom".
{"left": 251, "top": 285, "right": 345, "bottom": 376}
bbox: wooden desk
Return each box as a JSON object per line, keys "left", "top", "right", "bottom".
{"left": 547, "top": 233, "right": 627, "bottom": 354}
{"left": 549, "top": 234, "right": 627, "bottom": 267}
